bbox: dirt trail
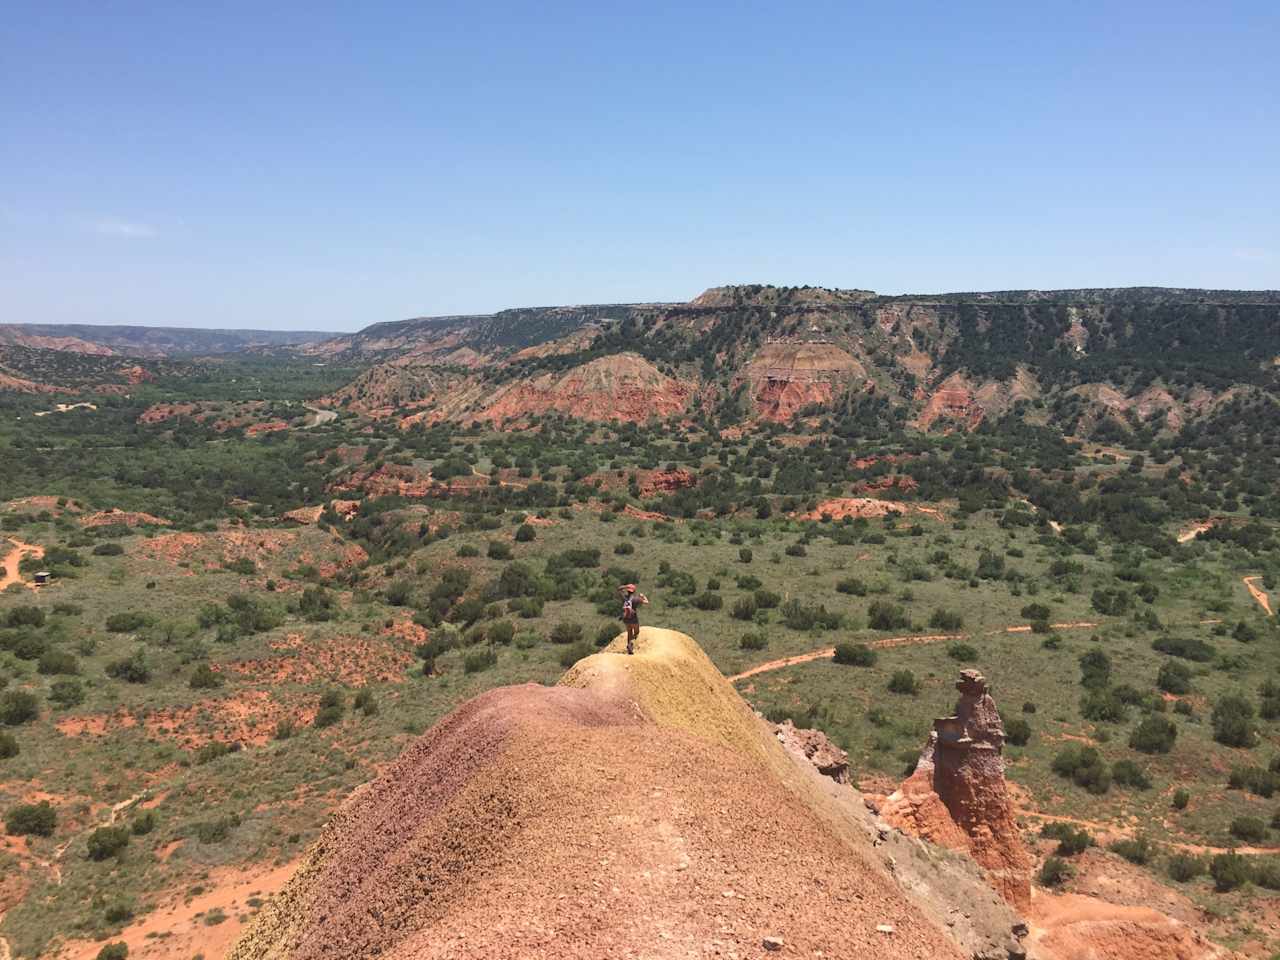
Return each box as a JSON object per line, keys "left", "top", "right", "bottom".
{"left": 302, "top": 404, "right": 336, "bottom": 427}
{"left": 1244, "top": 575, "right": 1272, "bottom": 615}
{"left": 728, "top": 622, "right": 1099, "bottom": 683}
{"left": 0, "top": 539, "right": 43, "bottom": 590}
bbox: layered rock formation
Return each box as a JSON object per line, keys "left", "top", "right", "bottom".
{"left": 871, "top": 670, "right": 1033, "bottom": 911}
{"left": 735, "top": 341, "right": 869, "bottom": 421}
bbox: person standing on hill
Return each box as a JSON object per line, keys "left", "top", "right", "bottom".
{"left": 620, "top": 583, "right": 648, "bottom": 655}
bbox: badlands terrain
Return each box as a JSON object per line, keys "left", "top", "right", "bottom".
{"left": 0, "top": 283, "right": 1278, "bottom": 958}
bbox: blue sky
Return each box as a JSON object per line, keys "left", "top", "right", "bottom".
{"left": 2, "top": 1, "right": 1277, "bottom": 331}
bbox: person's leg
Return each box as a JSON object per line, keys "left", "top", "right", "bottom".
{"left": 626, "top": 621, "right": 637, "bottom": 654}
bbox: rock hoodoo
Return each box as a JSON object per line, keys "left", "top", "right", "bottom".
{"left": 871, "top": 670, "right": 1033, "bottom": 911}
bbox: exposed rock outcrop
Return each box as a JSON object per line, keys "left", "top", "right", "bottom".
{"left": 772, "top": 719, "right": 850, "bottom": 784}
{"left": 871, "top": 670, "right": 1033, "bottom": 911}
{"left": 735, "top": 341, "right": 869, "bottom": 421}
{"left": 480, "top": 353, "right": 695, "bottom": 424}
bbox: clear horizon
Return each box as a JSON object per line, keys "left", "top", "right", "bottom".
{"left": 3, "top": 2, "right": 1277, "bottom": 331}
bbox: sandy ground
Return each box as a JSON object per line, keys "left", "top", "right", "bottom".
{"left": 0, "top": 539, "right": 43, "bottom": 590}
{"left": 53, "top": 860, "right": 299, "bottom": 960}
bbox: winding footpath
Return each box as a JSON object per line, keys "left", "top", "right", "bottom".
{"left": 0, "top": 538, "right": 43, "bottom": 591}
{"left": 728, "top": 622, "right": 1099, "bottom": 683}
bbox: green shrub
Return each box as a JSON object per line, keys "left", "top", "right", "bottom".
{"left": 189, "top": 664, "right": 224, "bottom": 690}
{"left": 550, "top": 622, "right": 584, "bottom": 645}
{"left": 1157, "top": 661, "right": 1193, "bottom": 695}
{"left": 693, "top": 591, "right": 723, "bottom": 611}
{"left": 784, "top": 543, "right": 807, "bottom": 557}
{"left": 193, "top": 741, "right": 238, "bottom": 765}
{"left": 946, "top": 642, "right": 978, "bottom": 662}
{"left": 1153, "top": 636, "right": 1216, "bottom": 662}
{"left": 1080, "top": 689, "right": 1128, "bottom": 723}
{"left": 0, "top": 690, "right": 38, "bottom": 725}
{"left": 753, "top": 589, "right": 781, "bottom": 609}
{"left": 48, "top": 678, "right": 85, "bottom": 709}
{"left": 780, "top": 598, "right": 841, "bottom": 631}
{"left": 487, "top": 541, "right": 513, "bottom": 560}
{"left": 867, "top": 599, "right": 908, "bottom": 631}
{"left": 105, "top": 650, "right": 151, "bottom": 684}
{"left": 87, "top": 825, "right": 131, "bottom": 860}
{"left": 6, "top": 800, "right": 56, "bottom": 836}
{"left": 930, "top": 609, "right": 964, "bottom": 630}
{"left": 1129, "top": 715, "right": 1177, "bottom": 754}
{"left": 1167, "top": 853, "right": 1204, "bottom": 882}
{"left": 313, "top": 689, "right": 345, "bottom": 727}
{"left": 1229, "top": 816, "right": 1268, "bottom": 843}
{"left": 1211, "top": 851, "right": 1251, "bottom": 891}
{"left": 96, "top": 943, "right": 128, "bottom": 960}
{"left": 223, "top": 557, "right": 255, "bottom": 574}
{"left": 1111, "top": 759, "right": 1152, "bottom": 789}
{"left": 1041, "top": 822, "right": 1094, "bottom": 855}
{"left": 1051, "top": 745, "right": 1111, "bottom": 794}
{"left": 595, "top": 623, "right": 617, "bottom": 647}
{"left": 514, "top": 524, "right": 536, "bottom": 542}
{"left": 1172, "top": 788, "right": 1190, "bottom": 810}
{"left": 353, "top": 688, "right": 378, "bottom": 717}
{"left": 738, "top": 547, "right": 753, "bottom": 563}
{"left": 489, "top": 621, "right": 515, "bottom": 645}
{"left": 731, "top": 596, "right": 757, "bottom": 621}
{"left": 4, "top": 606, "right": 45, "bottom": 628}
{"left": 1005, "top": 717, "right": 1032, "bottom": 746}
{"left": 1253, "top": 858, "right": 1280, "bottom": 890}
{"left": 833, "top": 642, "right": 876, "bottom": 666}
{"left": 835, "top": 577, "right": 867, "bottom": 596}
{"left": 130, "top": 811, "right": 156, "bottom": 836}
{"left": 1227, "top": 765, "right": 1279, "bottom": 798}
{"left": 1038, "top": 856, "right": 1073, "bottom": 886}
{"left": 105, "top": 612, "right": 148, "bottom": 633}
{"left": 558, "top": 642, "right": 593, "bottom": 668}
{"left": 739, "top": 631, "right": 769, "bottom": 652}
{"left": 36, "top": 649, "right": 78, "bottom": 675}
{"left": 0, "top": 732, "right": 17, "bottom": 759}
{"left": 463, "top": 648, "right": 497, "bottom": 674}
{"left": 1109, "top": 835, "right": 1155, "bottom": 865}
{"left": 1212, "top": 694, "right": 1258, "bottom": 748}
{"left": 1078, "top": 650, "right": 1111, "bottom": 689}
{"left": 193, "top": 814, "right": 240, "bottom": 844}
{"left": 887, "top": 670, "right": 919, "bottom": 695}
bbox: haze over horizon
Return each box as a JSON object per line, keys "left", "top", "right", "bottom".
{"left": 3, "top": 1, "right": 1277, "bottom": 331}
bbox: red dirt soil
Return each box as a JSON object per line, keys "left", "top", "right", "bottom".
{"left": 1025, "top": 890, "right": 1234, "bottom": 960}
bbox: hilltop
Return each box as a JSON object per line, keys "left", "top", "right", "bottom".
{"left": 231, "top": 629, "right": 1022, "bottom": 960}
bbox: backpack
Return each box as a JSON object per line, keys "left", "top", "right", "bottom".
{"left": 621, "top": 595, "right": 636, "bottom": 621}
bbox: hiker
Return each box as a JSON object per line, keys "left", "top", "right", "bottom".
{"left": 619, "top": 583, "right": 649, "bottom": 655}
